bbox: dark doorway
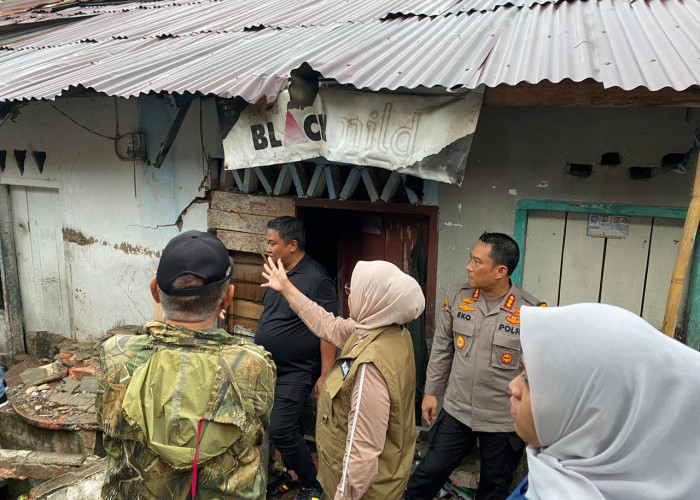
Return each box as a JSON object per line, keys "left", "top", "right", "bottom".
{"left": 296, "top": 200, "right": 438, "bottom": 335}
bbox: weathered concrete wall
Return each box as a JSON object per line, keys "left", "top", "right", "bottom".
{"left": 436, "top": 106, "right": 700, "bottom": 316}
{"left": 0, "top": 95, "right": 222, "bottom": 340}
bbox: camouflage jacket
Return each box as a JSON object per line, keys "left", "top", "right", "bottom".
{"left": 97, "top": 321, "right": 276, "bottom": 500}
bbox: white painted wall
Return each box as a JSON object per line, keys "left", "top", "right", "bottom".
{"left": 0, "top": 95, "right": 222, "bottom": 340}
{"left": 436, "top": 107, "right": 700, "bottom": 317}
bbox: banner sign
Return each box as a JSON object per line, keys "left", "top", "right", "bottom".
{"left": 222, "top": 88, "right": 483, "bottom": 185}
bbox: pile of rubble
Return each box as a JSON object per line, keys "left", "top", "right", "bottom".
{"left": 9, "top": 335, "right": 101, "bottom": 431}
{"left": 0, "top": 328, "right": 138, "bottom": 499}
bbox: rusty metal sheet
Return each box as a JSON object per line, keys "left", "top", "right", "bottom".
{"left": 0, "top": 0, "right": 699, "bottom": 102}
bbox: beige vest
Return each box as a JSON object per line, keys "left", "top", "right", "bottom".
{"left": 316, "top": 324, "right": 416, "bottom": 500}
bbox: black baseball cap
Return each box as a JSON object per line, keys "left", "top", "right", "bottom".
{"left": 157, "top": 230, "right": 234, "bottom": 296}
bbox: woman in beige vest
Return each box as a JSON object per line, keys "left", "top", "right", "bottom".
{"left": 262, "top": 257, "right": 425, "bottom": 500}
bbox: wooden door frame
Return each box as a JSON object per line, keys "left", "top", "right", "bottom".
{"left": 512, "top": 199, "right": 699, "bottom": 349}
{"left": 295, "top": 198, "right": 439, "bottom": 336}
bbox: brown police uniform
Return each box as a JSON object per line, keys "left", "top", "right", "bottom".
{"left": 428, "top": 283, "right": 542, "bottom": 431}
{"left": 406, "top": 283, "right": 544, "bottom": 500}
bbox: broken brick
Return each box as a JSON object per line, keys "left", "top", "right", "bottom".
{"left": 68, "top": 365, "right": 99, "bottom": 381}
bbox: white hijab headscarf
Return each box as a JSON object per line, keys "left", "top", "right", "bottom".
{"left": 348, "top": 260, "right": 425, "bottom": 335}
{"left": 520, "top": 303, "right": 700, "bottom": 500}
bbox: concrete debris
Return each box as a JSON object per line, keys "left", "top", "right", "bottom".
{"left": 0, "top": 449, "right": 92, "bottom": 481}
{"left": 78, "top": 377, "right": 99, "bottom": 395}
{"left": 26, "top": 384, "right": 51, "bottom": 395}
{"left": 19, "top": 363, "right": 67, "bottom": 387}
{"left": 60, "top": 379, "right": 80, "bottom": 394}
{"left": 28, "top": 457, "right": 106, "bottom": 500}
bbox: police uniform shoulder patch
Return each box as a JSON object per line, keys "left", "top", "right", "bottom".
{"left": 505, "top": 307, "right": 521, "bottom": 324}
{"left": 504, "top": 294, "right": 516, "bottom": 310}
{"left": 458, "top": 296, "right": 476, "bottom": 312}
{"left": 471, "top": 289, "right": 480, "bottom": 299}
{"left": 442, "top": 297, "right": 449, "bottom": 310}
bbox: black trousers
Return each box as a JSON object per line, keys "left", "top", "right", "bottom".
{"left": 406, "top": 409, "right": 524, "bottom": 500}
{"left": 269, "top": 380, "right": 319, "bottom": 488}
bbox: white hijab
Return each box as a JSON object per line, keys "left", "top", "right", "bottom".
{"left": 520, "top": 303, "right": 700, "bottom": 500}
{"left": 349, "top": 260, "right": 425, "bottom": 335}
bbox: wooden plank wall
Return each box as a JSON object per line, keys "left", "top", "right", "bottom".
{"left": 209, "top": 191, "right": 295, "bottom": 333}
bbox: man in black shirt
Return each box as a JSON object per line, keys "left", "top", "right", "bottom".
{"left": 255, "top": 216, "right": 337, "bottom": 500}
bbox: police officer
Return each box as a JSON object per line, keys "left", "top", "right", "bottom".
{"left": 405, "top": 232, "right": 544, "bottom": 500}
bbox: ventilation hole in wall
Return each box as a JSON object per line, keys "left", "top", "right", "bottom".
{"left": 0, "top": 150, "right": 6, "bottom": 172}
{"left": 600, "top": 152, "right": 621, "bottom": 165}
{"left": 568, "top": 163, "right": 593, "bottom": 178}
{"left": 660, "top": 153, "right": 685, "bottom": 168}
{"left": 32, "top": 151, "right": 47, "bottom": 173}
{"left": 14, "top": 149, "right": 26, "bottom": 175}
{"left": 629, "top": 166, "right": 653, "bottom": 180}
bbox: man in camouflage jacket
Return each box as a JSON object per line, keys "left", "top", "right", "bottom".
{"left": 97, "top": 231, "right": 275, "bottom": 500}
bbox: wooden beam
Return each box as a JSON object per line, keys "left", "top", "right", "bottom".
{"left": 403, "top": 174, "right": 420, "bottom": 205}
{"left": 307, "top": 165, "right": 327, "bottom": 198}
{"left": 339, "top": 167, "right": 362, "bottom": 200}
{"left": 325, "top": 165, "right": 343, "bottom": 200}
{"left": 228, "top": 315, "right": 259, "bottom": 332}
{"left": 380, "top": 172, "right": 401, "bottom": 202}
{"left": 231, "top": 252, "right": 265, "bottom": 285}
{"left": 210, "top": 191, "right": 295, "bottom": 217}
{"left": 253, "top": 167, "right": 277, "bottom": 194}
{"left": 289, "top": 163, "right": 309, "bottom": 196}
{"left": 208, "top": 209, "right": 270, "bottom": 235}
{"left": 219, "top": 164, "right": 235, "bottom": 190}
{"left": 231, "top": 168, "right": 259, "bottom": 194}
{"left": 216, "top": 229, "right": 266, "bottom": 254}
{"left": 360, "top": 167, "right": 380, "bottom": 202}
{"left": 231, "top": 299, "right": 264, "bottom": 319}
{"left": 274, "top": 164, "right": 294, "bottom": 195}
{"left": 232, "top": 281, "right": 265, "bottom": 302}
{"left": 484, "top": 80, "right": 700, "bottom": 107}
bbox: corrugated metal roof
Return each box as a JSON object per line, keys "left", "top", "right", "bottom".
{"left": 0, "top": 0, "right": 698, "bottom": 103}
{"left": 0, "top": 0, "right": 463, "bottom": 31}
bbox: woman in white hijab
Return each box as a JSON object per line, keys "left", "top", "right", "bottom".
{"left": 507, "top": 303, "right": 700, "bottom": 500}
{"left": 263, "top": 257, "right": 425, "bottom": 500}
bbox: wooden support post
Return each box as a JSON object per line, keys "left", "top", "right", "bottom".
{"left": 253, "top": 167, "right": 276, "bottom": 195}
{"left": 288, "top": 163, "right": 309, "bottom": 196}
{"left": 380, "top": 172, "right": 401, "bottom": 202}
{"left": 403, "top": 174, "right": 420, "bottom": 205}
{"left": 274, "top": 164, "right": 294, "bottom": 195}
{"left": 231, "top": 168, "right": 259, "bottom": 194}
{"left": 662, "top": 152, "right": 700, "bottom": 337}
{"left": 325, "top": 166, "right": 342, "bottom": 200}
{"left": 360, "top": 167, "right": 380, "bottom": 202}
{"left": 219, "top": 164, "right": 235, "bottom": 190}
{"left": 339, "top": 167, "right": 362, "bottom": 200}
{"left": 307, "top": 165, "right": 327, "bottom": 198}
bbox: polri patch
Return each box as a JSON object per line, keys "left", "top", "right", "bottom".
{"left": 442, "top": 297, "right": 449, "bottom": 310}
{"left": 506, "top": 307, "right": 521, "bottom": 325}
{"left": 504, "top": 294, "right": 516, "bottom": 310}
{"left": 501, "top": 353, "right": 513, "bottom": 364}
{"left": 340, "top": 360, "right": 352, "bottom": 380}
{"left": 458, "top": 297, "right": 476, "bottom": 312}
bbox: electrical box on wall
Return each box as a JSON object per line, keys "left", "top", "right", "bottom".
{"left": 115, "top": 133, "right": 147, "bottom": 161}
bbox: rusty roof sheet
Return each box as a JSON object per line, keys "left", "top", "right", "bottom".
{"left": 0, "top": 0, "right": 698, "bottom": 103}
